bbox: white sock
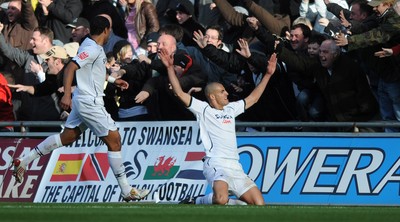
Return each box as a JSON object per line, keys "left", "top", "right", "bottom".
{"left": 227, "top": 199, "right": 248, "bottom": 205}
{"left": 108, "top": 151, "right": 131, "bottom": 196}
{"left": 21, "top": 134, "right": 62, "bottom": 167}
{"left": 195, "top": 193, "right": 213, "bottom": 204}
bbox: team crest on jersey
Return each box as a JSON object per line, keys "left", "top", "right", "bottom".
{"left": 78, "top": 51, "right": 89, "bottom": 60}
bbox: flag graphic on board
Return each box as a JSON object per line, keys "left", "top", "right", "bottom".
{"left": 144, "top": 155, "right": 179, "bottom": 180}
{"left": 175, "top": 151, "right": 205, "bottom": 180}
{"left": 143, "top": 152, "right": 205, "bottom": 180}
{"left": 79, "top": 153, "right": 109, "bottom": 181}
{"left": 50, "top": 153, "right": 110, "bottom": 182}
{"left": 50, "top": 153, "right": 85, "bottom": 181}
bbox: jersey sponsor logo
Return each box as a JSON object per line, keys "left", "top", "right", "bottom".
{"left": 215, "top": 114, "right": 233, "bottom": 124}
{"left": 78, "top": 51, "right": 89, "bottom": 60}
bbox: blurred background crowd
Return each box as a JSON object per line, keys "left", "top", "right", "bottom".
{"left": 0, "top": 0, "right": 399, "bottom": 133}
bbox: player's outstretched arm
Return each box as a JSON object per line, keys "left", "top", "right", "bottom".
{"left": 159, "top": 48, "right": 191, "bottom": 107}
{"left": 244, "top": 53, "right": 277, "bottom": 110}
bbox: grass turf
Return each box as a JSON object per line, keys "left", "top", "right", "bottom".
{"left": 0, "top": 203, "right": 399, "bottom": 222}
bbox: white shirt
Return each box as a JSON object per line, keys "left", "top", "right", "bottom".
{"left": 72, "top": 37, "right": 107, "bottom": 98}
{"left": 188, "top": 97, "right": 245, "bottom": 160}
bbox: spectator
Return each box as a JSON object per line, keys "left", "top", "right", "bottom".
{"left": 81, "top": 0, "right": 128, "bottom": 39}
{"left": 173, "top": 0, "right": 205, "bottom": 47}
{"left": 0, "top": 25, "right": 60, "bottom": 131}
{"left": 112, "top": 39, "right": 134, "bottom": 65}
{"left": 193, "top": 29, "right": 297, "bottom": 124}
{"left": 0, "top": 72, "right": 14, "bottom": 132}
{"left": 120, "top": 0, "right": 159, "bottom": 56}
{"left": 145, "top": 31, "right": 159, "bottom": 55}
{"left": 135, "top": 34, "right": 208, "bottom": 120}
{"left": 188, "top": 25, "right": 237, "bottom": 90}
{"left": 104, "top": 52, "right": 120, "bottom": 120}
{"left": 8, "top": 46, "right": 71, "bottom": 124}
{"left": 66, "top": 17, "right": 90, "bottom": 43}
{"left": 323, "top": 0, "right": 378, "bottom": 35}
{"left": 335, "top": 0, "right": 400, "bottom": 132}
{"left": 278, "top": 39, "right": 380, "bottom": 131}
{"left": 3, "top": 0, "right": 38, "bottom": 51}
{"left": 35, "top": 0, "right": 83, "bottom": 44}
{"left": 112, "top": 42, "right": 153, "bottom": 121}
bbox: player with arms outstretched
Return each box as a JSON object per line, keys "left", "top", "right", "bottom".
{"left": 159, "top": 35, "right": 277, "bottom": 205}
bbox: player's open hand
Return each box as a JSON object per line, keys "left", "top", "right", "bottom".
{"left": 266, "top": 53, "right": 277, "bottom": 76}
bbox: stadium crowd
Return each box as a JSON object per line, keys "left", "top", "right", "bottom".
{"left": 0, "top": 0, "right": 400, "bottom": 133}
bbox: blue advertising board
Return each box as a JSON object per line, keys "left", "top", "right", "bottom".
{"left": 237, "top": 136, "right": 400, "bottom": 206}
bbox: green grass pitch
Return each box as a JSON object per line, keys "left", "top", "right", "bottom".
{"left": 1, "top": 203, "right": 399, "bottom": 222}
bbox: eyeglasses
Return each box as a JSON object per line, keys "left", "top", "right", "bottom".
{"left": 205, "top": 35, "right": 219, "bottom": 40}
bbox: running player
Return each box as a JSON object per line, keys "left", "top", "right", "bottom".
{"left": 12, "top": 15, "right": 149, "bottom": 202}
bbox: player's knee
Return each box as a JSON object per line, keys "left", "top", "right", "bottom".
{"left": 254, "top": 199, "right": 266, "bottom": 205}
{"left": 213, "top": 194, "right": 229, "bottom": 205}
{"left": 60, "top": 130, "right": 79, "bottom": 145}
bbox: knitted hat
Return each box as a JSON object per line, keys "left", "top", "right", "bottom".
{"left": 112, "top": 40, "right": 131, "bottom": 58}
{"left": 146, "top": 32, "right": 160, "bottom": 44}
{"left": 175, "top": 0, "right": 194, "bottom": 15}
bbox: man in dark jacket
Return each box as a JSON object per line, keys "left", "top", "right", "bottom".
{"left": 278, "top": 39, "right": 380, "bottom": 131}
{"left": 35, "top": 0, "right": 82, "bottom": 44}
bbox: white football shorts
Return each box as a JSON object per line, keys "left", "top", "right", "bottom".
{"left": 65, "top": 95, "right": 117, "bottom": 137}
{"left": 203, "top": 157, "right": 257, "bottom": 198}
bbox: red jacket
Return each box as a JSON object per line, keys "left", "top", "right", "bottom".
{"left": 0, "top": 73, "right": 15, "bottom": 130}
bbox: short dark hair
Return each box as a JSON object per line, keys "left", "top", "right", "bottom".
{"left": 353, "top": 0, "right": 374, "bottom": 17}
{"left": 90, "top": 16, "right": 110, "bottom": 36}
{"left": 34, "top": 27, "right": 54, "bottom": 42}
{"left": 206, "top": 25, "right": 224, "bottom": 40}
{"left": 159, "top": 24, "right": 184, "bottom": 42}
{"left": 308, "top": 33, "right": 326, "bottom": 45}
{"left": 291, "top": 23, "right": 312, "bottom": 39}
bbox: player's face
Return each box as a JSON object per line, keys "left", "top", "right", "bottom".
{"left": 213, "top": 84, "right": 229, "bottom": 107}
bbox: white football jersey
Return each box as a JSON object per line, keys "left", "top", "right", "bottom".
{"left": 72, "top": 37, "right": 107, "bottom": 98}
{"left": 188, "top": 97, "right": 245, "bottom": 160}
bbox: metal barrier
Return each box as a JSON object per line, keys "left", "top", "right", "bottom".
{"left": 1, "top": 120, "right": 400, "bottom": 138}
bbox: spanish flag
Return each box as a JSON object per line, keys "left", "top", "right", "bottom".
{"left": 50, "top": 154, "right": 85, "bottom": 182}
